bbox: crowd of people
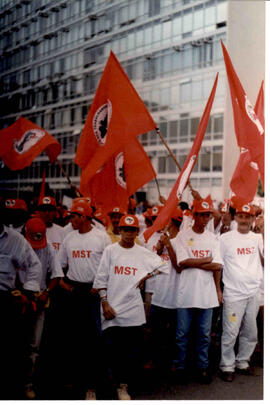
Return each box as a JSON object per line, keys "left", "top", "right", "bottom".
{"left": 0, "top": 190, "right": 264, "bottom": 400}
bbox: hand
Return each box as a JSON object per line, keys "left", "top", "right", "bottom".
{"left": 137, "top": 274, "right": 151, "bottom": 290}
{"left": 159, "top": 195, "right": 167, "bottom": 205}
{"left": 90, "top": 288, "right": 99, "bottom": 296}
{"left": 217, "top": 289, "right": 224, "bottom": 305}
{"left": 102, "top": 301, "right": 116, "bottom": 320}
{"left": 159, "top": 233, "right": 170, "bottom": 248}
{"left": 59, "top": 279, "right": 74, "bottom": 293}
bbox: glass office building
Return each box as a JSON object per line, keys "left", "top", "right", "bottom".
{"left": 0, "top": 0, "right": 264, "bottom": 204}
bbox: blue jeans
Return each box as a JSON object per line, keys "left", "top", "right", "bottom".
{"left": 174, "top": 308, "right": 213, "bottom": 370}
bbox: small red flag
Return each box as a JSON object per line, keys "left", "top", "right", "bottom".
{"left": 144, "top": 74, "right": 218, "bottom": 242}
{"left": 230, "top": 81, "right": 264, "bottom": 201}
{"left": 221, "top": 41, "right": 264, "bottom": 187}
{"left": 75, "top": 51, "right": 156, "bottom": 183}
{"left": 0, "top": 117, "right": 61, "bottom": 170}
{"left": 80, "top": 137, "right": 156, "bottom": 214}
{"left": 38, "top": 170, "right": 46, "bottom": 205}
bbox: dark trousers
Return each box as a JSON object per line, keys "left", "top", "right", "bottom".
{"left": 102, "top": 325, "right": 144, "bottom": 388}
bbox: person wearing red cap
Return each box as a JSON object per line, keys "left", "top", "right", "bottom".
{"left": 4, "top": 198, "right": 29, "bottom": 233}
{"left": 173, "top": 197, "right": 223, "bottom": 384}
{"left": 219, "top": 201, "right": 263, "bottom": 382}
{"left": 23, "top": 217, "right": 64, "bottom": 399}
{"left": 107, "top": 207, "right": 125, "bottom": 243}
{"left": 38, "top": 196, "right": 65, "bottom": 253}
{"left": 0, "top": 200, "right": 42, "bottom": 399}
{"left": 58, "top": 201, "right": 111, "bottom": 400}
{"left": 93, "top": 214, "right": 169, "bottom": 400}
{"left": 145, "top": 208, "right": 183, "bottom": 373}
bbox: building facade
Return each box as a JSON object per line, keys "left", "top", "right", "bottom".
{"left": 0, "top": 0, "right": 264, "bottom": 205}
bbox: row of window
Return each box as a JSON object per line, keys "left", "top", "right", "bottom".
{"left": 0, "top": 0, "right": 226, "bottom": 75}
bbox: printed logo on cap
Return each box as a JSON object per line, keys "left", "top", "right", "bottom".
{"left": 5, "top": 199, "right": 15, "bottom": 207}
{"left": 201, "top": 202, "right": 209, "bottom": 209}
{"left": 242, "top": 204, "right": 251, "bottom": 213}
{"left": 124, "top": 216, "right": 135, "bottom": 225}
{"left": 14, "top": 129, "right": 45, "bottom": 154}
{"left": 93, "top": 100, "right": 112, "bottom": 145}
{"left": 115, "top": 152, "right": 126, "bottom": 189}
{"left": 113, "top": 207, "right": 120, "bottom": 212}
{"left": 42, "top": 197, "right": 52, "bottom": 204}
{"left": 77, "top": 206, "right": 84, "bottom": 213}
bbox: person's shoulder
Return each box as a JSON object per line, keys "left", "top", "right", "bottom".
{"left": 52, "top": 223, "right": 64, "bottom": 231}
{"left": 220, "top": 229, "right": 236, "bottom": 241}
{"left": 63, "top": 229, "right": 78, "bottom": 243}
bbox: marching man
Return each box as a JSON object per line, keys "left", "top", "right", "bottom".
{"left": 93, "top": 214, "right": 168, "bottom": 400}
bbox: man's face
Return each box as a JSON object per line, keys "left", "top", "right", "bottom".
{"left": 193, "top": 212, "right": 211, "bottom": 228}
{"left": 110, "top": 213, "right": 123, "bottom": 231}
{"left": 38, "top": 206, "right": 56, "bottom": 226}
{"left": 235, "top": 212, "right": 254, "bottom": 234}
{"left": 70, "top": 212, "right": 84, "bottom": 230}
{"left": 119, "top": 226, "right": 139, "bottom": 244}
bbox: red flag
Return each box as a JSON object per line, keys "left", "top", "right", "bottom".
{"left": 144, "top": 74, "right": 218, "bottom": 242}
{"left": 0, "top": 117, "right": 61, "bottom": 170}
{"left": 75, "top": 51, "right": 156, "bottom": 183}
{"left": 230, "top": 81, "right": 264, "bottom": 201}
{"left": 80, "top": 137, "right": 156, "bottom": 214}
{"left": 38, "top": 170, "right": 46, "bottom": 205}
{"left": 221, "top": 41, "right": 264, "bottom": 187}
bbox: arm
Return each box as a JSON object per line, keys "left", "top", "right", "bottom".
{"left": 98, "top": 288, "right": 116, "bottom": 320}
{"left": 178, "top": 257, "right": 213, "bottom": 271}
{"left": 159, "top": 233, "right": 182, "bottom": 273}
{"left": 213, "top": 268, "right": 223, "bottom": 304}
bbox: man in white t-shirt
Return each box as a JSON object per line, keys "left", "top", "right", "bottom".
{"left": 38, "top": 196, "right": 64, "bottom": 253}
{"left": 174, "top": 196, "right": 223, "bottom": 384}
{"left": 93, "top": 214, "right": 168, "bottom": 400}
{"left": 219, "top": 201, "right": 263, "bottom": 382}
{"left": 58, "top": 201, "right": 111, "bottom": 400}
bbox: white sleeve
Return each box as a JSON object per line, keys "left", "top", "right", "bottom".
{"left": 48, "top": 244, "right": 65, "bottom": 279}
{"left": 175, "top": 236, "right": 190, "bottom": 264}
{"left": 58, "top": 238, "right": 68, "bottom": 269}
{"left": 211, "top": 236, "right": 223, "bottom": 265}
{"left": 93, "top": 247, "right": 110, "bottom": 289}
{"left": 22, "top": 241, "right": 42, "bottom": 291}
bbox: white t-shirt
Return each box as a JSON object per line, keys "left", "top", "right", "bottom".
{"left": 219, "top": 229, "right": 263, "bottom": 302}
{"left": 175, "top": 228, "right": 222, "bottom": 309}
{"left": 59, "top": 227, "right": 111, "bottom": 283}
{"left": 62, "top": 222, "right": 73, "bottom": 239}
{"left": 93, "top": 242, "right": 169, "bottom": 330}
{"left": 35, "top": 243, "right": 64, "bottom": 290}
{"left": 140, "top": 232, "right": 162, "bottom": 293}
{"left": 46, "top": 223, "right": 64, "bottom": 252}
{"left": 151, "top": 237, "right": 182, "bottom": 309}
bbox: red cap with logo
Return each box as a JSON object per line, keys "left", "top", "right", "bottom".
{"left": 25, "top": 217, "right": 47, "bottom": 249}
{"left": 235, "top": 201, "right": 255, "bottom": 216}
{"left": 38, "top": 196, "right": 57, "bottom": 207}
{"left": 69, "top": 201, "right": 93, "bottom": 218}
{"left": 5, "top": 198, "right": 28, "bottom": 211}
{"left": 192, "top": 196, "right": 213, "bottom": 213}
{"left": 119, "top": 214, "right": 139, "bottom": 229}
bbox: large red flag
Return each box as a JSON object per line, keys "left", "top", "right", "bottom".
{"left": 221, "top": 41, "right": 264, "bottom": 187}
{"left": 75, "top": 51, "right": 156, "bottom": 183}
{"left": 144, "top": 74, "right": 218, "bottom": 242}
{"left": 80, "top": 137, "right": 156, "bottom": 214}
{"left": 0, "top": 117, "right": 61, "bottom": 170}
{"left": 230, "top": 81, "right": 264, "bottom": 201}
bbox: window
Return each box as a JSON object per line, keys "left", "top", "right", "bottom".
{"left": 180, "top": 81, "right": 191, "bottom": 103}
{"left": 212, "top": 146, "right": 222, "bottom": 171}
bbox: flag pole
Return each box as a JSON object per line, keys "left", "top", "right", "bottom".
{"left": 56, "top": 159, "right": 82, "bottom": 197}
{"left": 154, "top": 177, "right": 161, "bottom": 198}
{"left": 155, "top": 127, "right": 195, "bottom": 193}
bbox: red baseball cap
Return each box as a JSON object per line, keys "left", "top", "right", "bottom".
{"left": 235, "top": 202, "right": 255, "bottom": 216}
{"left": 69, "top": 201, "right": 93, "bottom": 218}
{"left": 108, "top": 207, "right": 125, "bottom": 216}
{"left": 119, "top": 214, "right": 139, "bottom": 229}
{"left": 5, "top": 198, "right": 28, "bottom": 211}
{"left": 38, "top": 196, "right": 57, "bottom": 207}
{"left": 25, "top": 218, "right": 47, "bottom": 249}
{"left": 192, "top": 196, "right": 213, "bottom": 213}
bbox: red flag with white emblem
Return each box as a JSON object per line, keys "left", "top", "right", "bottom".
{"left": 143, "top": 74, "right": 218, "bottom": 242}
{"left": 80, "top": 137, "right": 156, "bottom": 214}
{"left": 230, "top": 81, "right": 264, "bottom": 201}
{"left": 221, "top": 41, "right": 264, "bottom": 188}
{"left": 0, "top": 117, "right": 61, "bottom": 170}
{"left": 75, "top": 51, "right": 156, "bottom": 184}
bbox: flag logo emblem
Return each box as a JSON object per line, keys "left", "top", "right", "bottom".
{"left": 115, "top": 152, "right": 126, "bottom": 189}
{"left": 93, "top": 100, "right": 112, "bottom": 145}
{"left": 245, "top": 96, "right": 264, "bottom": 135}
{"left": 14, "top": 129, "right": 45, "bottom": 154}
{"left": 124, "top": 216, "right": 135, "bottom": 225}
